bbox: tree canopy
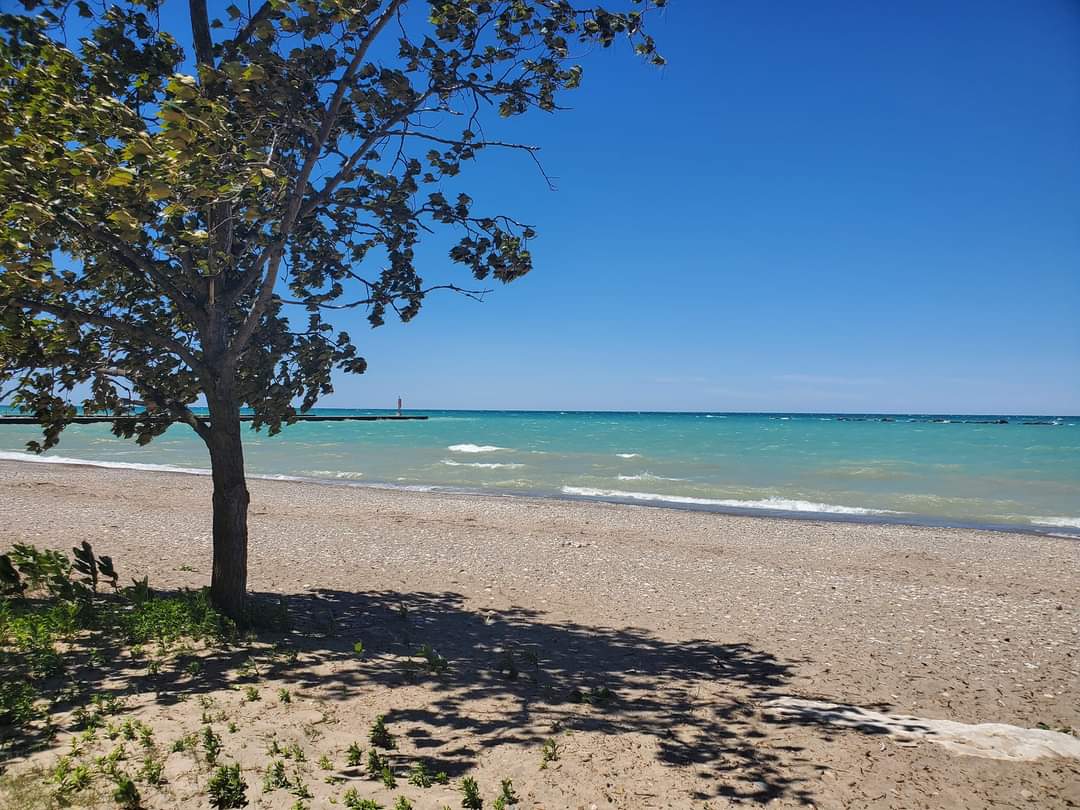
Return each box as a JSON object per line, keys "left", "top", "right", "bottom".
{"left": 0, "top": 0, "right": 665, "bottom": 447}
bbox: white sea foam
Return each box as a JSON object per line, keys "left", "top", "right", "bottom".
{"left": 561, "top": 486, "right": 898, "bottom": 515}
{"left": 441, "top": 459, "right": 523, "bottom": 469}
{"left": 1031, "top": 516, "right": 1080, "bottom": 529}
{"left": 617, "top": 472, "right": 686, "bottom": 482}
{"left": 447, "top": 443, "right": 506, "bottom": 453}
{"left": 615, "top": 453, "right": 641, "bottom": 458}
{"left": 304, "top": 469, "right": 365, "bottom": 480}
{"left": 0, "top": 450, "right": 210, "bottom": 476}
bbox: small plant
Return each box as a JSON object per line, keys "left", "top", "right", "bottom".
{"left": 138, "top": 724, "right": 154, "bottom": 749}
{"left": 347, "top": 741, "right": 363, "bottom": 766}
{"left": 318, "top": 754, "right": 334, "bottom": 770}
{"left": 111, "top": 772, "right": 141, "bottom": 809}
{"left": 286, "top": 741, "right": 306, "bottom": 762}
{"left": 380, "top": 765, "right": 396, "bottom": 789}
{"left": 540, "top": 738, "right": 560, "bottom": 769}
{"left": 263, "top": 760, "right": 290, "bottom": 791}
{"left": 139, "top": 755, "right": 165, "bottom": 786}
{"left": 203, "top": 726, "right": 223, "bottom": 765}
{"left": 570, "top": 685, "right": 614, "bottom": 706}
{"left": 460, "top": 776, "right": 482, "bottom": 809}
{"left": 228, "top": 721, "right": 239, "bottom": 733}
{"left": 492, "top": 779, "right": 519, "bottom": 810}
{"left": 208, "top": 763, "right": 249, "bottom": 809}
{"left": 434, "top": 771, "right": 450, "bottom": 785}
{"left": 186, "top": 659, "right": 203, "bottom": 677}
{"left": 353, "top": 641, "right": 364, "bottom": 656}
{"left": 290, "top": 773, "right": 313, "bottom": 800}
{"left": 407, "top": 761, "right": 432, "bottom": 788}
{"left": 343, "top": 787, "right": 381, "bottom": 810}
{"left": 416, "top": 644, "right": 449, "bottom": 674}
{"left": 395, "top": 797, "right": 414, "bottom": 810}
{"left": 243, "top": 686, "right": 260, "bottom": 702}
{"left": 366, "top": 749, "right": 388, "bottom": 778}
{"left": 172, "top": 732, "right": 198, "bottom": 754}
{"left": 368, "top": 715, "right": 395, "bottom": 749}
{"left": 238, "top": 657, "right": 262, "bottom": 680}
{"left": 60, "top": 763, "right": 92, "bottom": 794}
{"left": 278, "top": 688, "right": 292, "bottom": 704}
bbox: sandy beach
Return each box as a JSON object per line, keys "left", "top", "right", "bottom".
{"left": 1, "top": 457, "right": 1078, "bottom": 808}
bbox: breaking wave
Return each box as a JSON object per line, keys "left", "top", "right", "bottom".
{"left": 561, "top": 486, "right": 899, "bottom": 515}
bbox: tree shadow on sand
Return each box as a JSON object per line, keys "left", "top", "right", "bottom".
{"left": 266, "top": 587, "right": 818, "bottom": 803}
{"left": 5, "top": 587, "right": 821, "bottom": 805}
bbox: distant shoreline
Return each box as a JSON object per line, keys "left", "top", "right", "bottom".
{"left": 2, "top": 451, "right": 1076, "bottom": 542}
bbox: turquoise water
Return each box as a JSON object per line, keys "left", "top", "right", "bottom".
{"left": 1, "top": 410, "right": 1077, "bottom": 536}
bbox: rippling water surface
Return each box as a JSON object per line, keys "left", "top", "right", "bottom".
{"left": 1, "top": 409, "right": 1077, "bottom": 535}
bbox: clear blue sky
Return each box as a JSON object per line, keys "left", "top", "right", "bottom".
{"left": 63, "top": 0, "right": 1080, "bottom": 414}
{"left": 311, "top": 0, "right": 1079, "bottom": 414}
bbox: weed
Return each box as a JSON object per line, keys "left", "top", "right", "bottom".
{"left": 139, "top": 755, "right": 165, "bottom": 786}
{"left": 460, "top": 776, "right": 482, "bottom": 809}
{"left": 278, "top": 688, "right": 292, "bottom": 704}
{"left": 203, "top": 726, "right": 223, "bottom": 765}
{"left": 353, "top": 641, "right": 364, "bottom": 656}
{"left": 570, "top": 686, "right": 614, "bottom": 706}
{"left": 380, "top": 765, "right": 396, "bottom": 789}
{"left": 366, "top": 750, "right": 388, "bottom": 778}
{"left": 238, "top": 657, "right": 262, "bottom": 680}
{"left": 243, "top": 686, "right": 260, "bottom": 703}
{"left": 346, "top": 741, "right": 363, "bottom": 766}
{"left": 416, "top": 643, "right": 449, "bottom": 674}
{"left": 208, "top": 763, "right": 248, "bottom": 809}
{"left": 368, "top": 715, "right": 395, "bottom": 749}
{"left": 492, "top": 779, "right": 519, "bottom": 810}
{"left": 172, "top": 732, "right": 198, "bottom": 754}
{"left": 286, "top": 741, "right": 306, "bottom": 762}
{"left": 407, "top": 761, "right": 431, "bottom": 788}
{"left": 263, "top": 760, "right": 290, "bottom": 791}
{"left": 111, "top": 772, "right": 141, "bottom": 809}
{"left": 394, "top": 797, "right": 414, "bottom": 810}
{"left": 434, "top": 771, "right": 450, "bottom": 785}
{"left": 343, "top": 787, "right": 381, "bottom": 810}
{"left": 186, "top": 659, "right": 203, "bottom": 677}
{"left": 228, "top": 721, "right": 238, "bottom": 733}
{"left": 319, "top": 754, "right": 334, "bottom": 771}
{"left": 138, "top": 724, "right": 154, "bottom": 749}
{"left": 0, "top": 681, "right": 39, "bottom": 729}
{"left": 290, "top": 772, "right": 313, "bottom": 800}
{"left": 178, "top": 564, "right": 197, "bottom": 572}
{"left": 539, "top": 738, "right": 560, "bottom": 768}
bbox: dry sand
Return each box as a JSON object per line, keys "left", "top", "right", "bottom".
{"left": 1, "top": 458, "right": 1078, "bottom": 808}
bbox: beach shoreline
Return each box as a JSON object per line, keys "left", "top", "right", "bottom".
{"left": 2, "top": 458, "right": 1079, "bottom": 807}
{"left": 2, "top": 450, "right": 1077, "bottom": 542}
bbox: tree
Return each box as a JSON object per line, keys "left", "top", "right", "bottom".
{"left": 0, "top": 0, "right": 665, "bottom": 619}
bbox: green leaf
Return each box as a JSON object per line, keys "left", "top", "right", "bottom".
{"left": 105, "top": 169, "right": 136, "bottom": 187}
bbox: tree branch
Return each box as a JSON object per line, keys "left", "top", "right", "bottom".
{"left": 224, "top": 0, "right": 406, "bottom": 362}
{"left": 188, "top": 0, "right": 215, "bottom": 69}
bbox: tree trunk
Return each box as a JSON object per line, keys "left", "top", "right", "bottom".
{"left": 206, "top": 393, "right": 249, "bottom": 621}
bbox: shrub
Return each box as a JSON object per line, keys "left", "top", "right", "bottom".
{"left": 368, "top": 715, "right": 395, "bottom": 749}
{"left": 461, "top": 776, "right": 482, "bottom": 809}
{"left": 346, "top": 741, "right": 363, "bottom": 766}
{"left": 208, "top": 763, "right": 249, "bottom": 808}
{"left": 492, "top": 779, "right": 520, "bottom": 810}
